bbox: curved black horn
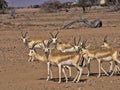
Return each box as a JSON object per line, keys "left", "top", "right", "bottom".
{"left": 55, "top": 31, "right": 59, "bottom": 38}
{"left": 50, "top": 32, "right": 54, "bottom": 38}
{"left": 74, "top": 37, "right": 77, "bottom": 45}
{"left": 24, "top": 32, "right": 28, "bottom": 37}
{"left": 21, "top": 32, "right": 24, "bottom": 37}
{"left": 77, "top": 35, "right": 81, "bottom": 45}
{"left": 82, "top": 40, "right": 87, "bottom": 48}
{"left": 47, "top": 40, "right": 52, "bottom": 47}
{"left": 43, "top": 40, "right": 46, "bottom": 47}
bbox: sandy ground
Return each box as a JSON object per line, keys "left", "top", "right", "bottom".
{"left": 0, "top": 7, "right": 120, "bottom": 90}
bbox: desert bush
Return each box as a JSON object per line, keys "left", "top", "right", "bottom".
{"left": 41, "top": 0, "right": 61, "bottom": 13}
{"left": 0, "top": 0, "right": 8, "bottom": 14}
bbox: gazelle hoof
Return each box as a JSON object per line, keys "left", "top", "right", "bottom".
{"left": 65, "top": 81, "right": 68, "bottom": 83}
{"left": 97, "top": 75, "right": 100, "bottom": 78}
{"left": 58, "top": 81, "right": 61, "bottom": 83}
{"left": 87, "top": 74, "right": 90, "bottom": 77}
{"left": 46, "top": 78, "right": 50, "bottom": 81}
{"left": 72, "top": 80, "right": 76, "bottom": 83}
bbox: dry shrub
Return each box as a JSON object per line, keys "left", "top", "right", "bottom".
{"left": 41, "top": 0, "right": 61, "bottom": 13}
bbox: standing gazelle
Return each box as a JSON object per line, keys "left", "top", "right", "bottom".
{"left": 53, "top": 36, "right": 81, "bottom": 53}
{"left": 81, "top": 40, "right": 120, "bottom": 77}
{"left": 21, "top": 31, "right": 59, "bottom": 62}
{"left": 42, "top": 40, "right": 83, "bottom": 83}
{"left": 28, "top": 42, "right": 74, "bottom": 81}
{"left": 100, "top": 36, "right": 120, "bottom": 75}
{"left": 28, "top": 43, "right": 53, "bottom": 81}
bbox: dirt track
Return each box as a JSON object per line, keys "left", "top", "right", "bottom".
{"left": 0, "top": 7, "right": 120, "bottom": 90}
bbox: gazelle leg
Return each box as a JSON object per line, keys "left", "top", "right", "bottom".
{"left": 58, "top": 64, "right": 62, "bottom": 83}
{"left": 114, "top": 62, "right": 120, "bottom": 74}
{"left": 100, "top": 63, "right": 109, "bottom": 76}
{"left": 108, "top": 61, "right": 114, "bottom": 74}
{"left": 72, "top": 65, "right": 80, "bottom": 82}
{"left": 97, "top": 60, "right": 101, "bottom": 78}
{"left": 76, "top": 66, "right": 83, "bottom": 83}
{"left": 72, "top": 70, "right": 79, "bottom": 83}
{"left": 31, "top": 57, "right": 34, "bottom": 62}
{"left": 64, "top": 66, "right": 72, "bottom": 78}
{"left": 87, "top": 58, "right": 91, "bottom": 77}
{"left": 28, "top": 56, "right": 32, "bottom": 62}
{"left": 110, "top": 65, "right": 117, "bottom": 76}
{"left": 49, "top": 64, "right": 53, "bottom": 79}
{"left": 46, "top": 62, "right": 51, "bottom": 81}
{"left": 62, "top": 66, "right": 68, "bottom": 83}
{"left": 116, "top": 65, "right": 120, "bottom": 74}
{"left": 111, "top": 62, "right": 120, "bottom": 76}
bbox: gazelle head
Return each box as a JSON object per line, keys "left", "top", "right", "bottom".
{"left": 80, "top": 40, "right": 88, "bottom": 49}
{"left": 42, "top": 40, "right": 52, "bottom": 55}
{"left": 28, "top": 43, "right": 37, "bottom": 57}
{"left": 21, "top": 32, "right": 29, "bottom": 43}
{"left": 71, "top": 36, "right": 81, "bottom": 52}
{"left": 101, "top": 35, "right": 110, "bottom": 48}
{"left": 49, "top": 31, "right": 59, "bottom": 47}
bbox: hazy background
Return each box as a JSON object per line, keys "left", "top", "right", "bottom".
{"left": 6, "top": 0, "right": 75, "bottom": 7}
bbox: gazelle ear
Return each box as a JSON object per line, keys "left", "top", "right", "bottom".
{"left": 77, "top": 35, "right": 81, "bottom": 45}
{"left": 86, "top": 44, "right": 91, "bottom": 49}
{"left": 103, "top": 35, "right": 108, "bottom": 43}
{"left": 57, "top": 37, "right": 61, "bottom": 41}
{"left": 26, "top": 36, "right": 30, "bottom": 39}
{"left": 21, "top": 36, "right": 23, "bottom": 39}
{"left": 21, "top": 31, "right": 24, "bottom": 37}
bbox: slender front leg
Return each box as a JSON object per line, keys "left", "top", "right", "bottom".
{"left": 62, "top": 66, "right": 68, "bottom": 83}
{"left": 97, "top": 60, "right": 101, "bottom": 78}
{"left": 58, "top": 64, "right": 62, "bottom": 83}
{"left": 110, "top": 62, "right": 120, "bottom": 76}
{"left": 49, "top": 64, "right": 53, "bottom": 79}
{"left": 46, "top": 62, "right": 51, "bottom": 81}
{"left": 76, "top": 66, "right": 83, "bottom": 83}
{"left": 72, "top": 70, "right": 79, "bottom": 83}
{"left": 65, "top": 66, "right": 72, "bottom": 78}
{"left": 110, "top": 65, "right": 117, "bottom": 76}
{"left": 31, "top": 57, "right": 34, "bottom": 62}
{"left": 72, "top": 65, "right": 79, "bottom": 82}
{"left": 28, "top": 56, "right": 32, "bottom": 62}
{"left": 100, "top": 63, "right": 109, "bottom": 76}
{"left": 87, "top": 58, "right": 91, "bottom": 77}
{"left": 109, "top": 61, "right": 114, "bottom": 74}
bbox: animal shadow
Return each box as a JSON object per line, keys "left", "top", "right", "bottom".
{"left": 37, "top": 77, "right": 87, "bottom": 83}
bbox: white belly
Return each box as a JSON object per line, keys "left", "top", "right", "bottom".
{"left": 61, "top": 60, "right": 72, "bottom": 65}
{"left": 102, "top": 56, "right": 112, "bottom": 61}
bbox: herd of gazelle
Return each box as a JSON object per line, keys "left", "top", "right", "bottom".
{"left": 21, "top": 31, "right": 120, "bottom": 83}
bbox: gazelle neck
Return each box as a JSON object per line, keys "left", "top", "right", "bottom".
{"left": 35, "top": 53, "right": 48, "bottom": 62}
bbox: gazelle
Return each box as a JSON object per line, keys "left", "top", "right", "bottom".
{"left": 43, "top": 40, "right": 83, "bottom": 83}
{"left": 53, "top": 36, "right": 81, "bottom": 53}
{"left": 100, "top": 36, "right": 120, "bottom": 75}
{"left": 80, "top": 40, "right": 120, "bottom": 77}
{"left": 28, "top": 42, "right": 72, "bottom": 81}
{"left": 101, "top": 35, "right": 111, "bottom": 49}
{"left": 21, "top": 31, "right": 59, "bottom": 62}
